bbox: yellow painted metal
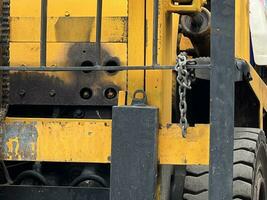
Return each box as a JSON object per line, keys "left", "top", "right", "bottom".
{"left": 3, "top": 0, "right": 266, "bottom": 170}
{"left": 10, "top": 43, "right": 127, "bottom": 92}
{"left": 146, "top": 0, "right": 175, "bottom": 125}
{"left": 3, "top": 118, "right": 112, "bottom": 163}
{"left": 118, "top": 91, "right": 126, "bottom": 106}
{"left": 3, "top": 0, "right": 210, "bottom": 166}
{"left": 2, "top": 118, "right": 209, "bottom": 165}
{"left": 166, "top": 0, "right": 205, "bottom": 13}
{"left": 9, "top": 0, "right": 128, "bottom": 93}
{"left": 235, "top": 0, "right": 267, "bottom": 125}
{"left": 10, "top": 43, "right": 127, "bottom": 66}
{"left": 127, "top": 0, "right": 145, "bottom": 104}
{"left": 10, "top": 17, "right": 128, "bottom": 43}
{"left": 235, "top": 0, "right": 250, "bottom": 61}
{"left": 10, "top": 0, "right": 127, "bottom": 17}
{"left": 145, "top": 0, "right": 205, "bottom": 125}
{"left": 159, "top": 124, "right": 209, "bottom": 164}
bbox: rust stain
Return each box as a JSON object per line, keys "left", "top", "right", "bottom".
{"left": 1, "top": 122, "right": 38, "bottom": 160}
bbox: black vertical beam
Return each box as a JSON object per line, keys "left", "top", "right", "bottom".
{"left": 209, "top": 0, "right": 235, "bottom": 200}
{"left": 110, "top": 106, "right": 158, "bottom": 200}
{"left": 40, "top": 0, "right": 47, "bottom": 67}
{"left": 96, "top": 0, "right": 103, "bottom": 66}
{"left": 153, "top": 0, "right": 159, "bottom": 66}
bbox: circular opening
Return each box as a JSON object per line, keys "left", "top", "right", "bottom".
{"left": 81, "top": 60, "right": 94, "bottom": 73}
{"left": 104, "top": 59, "right": 120, "bottom": 74}
{"left": 80, "top": 88, "right": 93, "bottom": 100}
{"left": 104, "top": 88, "right": 117, "bottom": 100}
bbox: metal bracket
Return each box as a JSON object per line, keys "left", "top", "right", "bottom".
{"left": 131, "top": 90, "right": 148, "bottom": 106}
{"left": 110, "top": 103, "right": 158, "bottom": 200}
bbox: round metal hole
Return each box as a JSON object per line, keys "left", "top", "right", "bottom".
{"left": 81, "top": 60, "right": 94, "bottom": 73}
{"left": 104, "top": 88, "right": 117, "bottom": 100}
{"left": 80, "top": 88, "right": 93, "bottom": 100}
{"left": 104, "top": 59, "right": 120, "bottom": 74}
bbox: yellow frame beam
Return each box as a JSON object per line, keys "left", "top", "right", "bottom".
{"left": 167, "top": 0, "right": 205, "bottom": 13}
{"left": 1, "top": 118, "right": 209, "bottom": 165}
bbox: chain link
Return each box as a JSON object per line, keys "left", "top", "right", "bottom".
{"left": 175, "top": 53, "right": 193, "bottom": 137}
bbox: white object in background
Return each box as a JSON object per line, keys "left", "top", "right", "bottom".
{"left": 250, "top": 0, "right": 267, "bottom": 65}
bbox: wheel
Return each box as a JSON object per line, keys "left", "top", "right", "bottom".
{"left": 183, "top": 128, "right": 267, "bottom": 200}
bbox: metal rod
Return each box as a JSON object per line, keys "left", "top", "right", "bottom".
{"left": 0, "top": 64, "right": 211, "bottom": 72}
{"left": 1, "top": 161, "right": 13, "bottom": 184}
{"left": 153, "top": 0, "right": 159, "bottom": 66}
{"left": 40, "top": 0, "right": 48, "bottom": 67}
{"left": 209, "top": 0, "right": 235, "bottom": 199}
{"left": 96, "top": 0, "right": 103, "bottom": 65}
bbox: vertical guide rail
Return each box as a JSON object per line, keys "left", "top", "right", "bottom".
{"left": 96, "top": 0, "right": 103, "bottom": 66}
{"left": 209, "top": 0, "right": 235, "bottom": 200}
{"left": 40, "top": 0, "right": 47, "bottom": 67}
{"left": 153, "top": 0, "right": 159, "bottom": 66}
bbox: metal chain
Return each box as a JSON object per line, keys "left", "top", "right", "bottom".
{"left": 175, "top": 53, "right": 192, "bottom": 138}
{"left": 0, "top": 0, "right": 10, "bottom": 122}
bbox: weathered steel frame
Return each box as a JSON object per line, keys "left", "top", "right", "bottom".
{"left": 0, "top": 0, "right": 243, "bottom": 199}
{"left": 0, "top": 0, "right": 206, "bottom": 72}
{"left": 209, "top": 0, "right": 235, "bottom": 199}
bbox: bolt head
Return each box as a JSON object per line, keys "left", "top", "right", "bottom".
{"left": 19, "top": 89, "right": 26, "bottom": 97}
{"left": 49, "top": 90, "right": 56, "bottom": 97}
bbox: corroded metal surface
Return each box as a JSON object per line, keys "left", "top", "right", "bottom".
{"left": 0, "top": 118, "right": 210, "bottom": 165}
{"left": 1, "top": 122, "right": 37, "bottom": 160}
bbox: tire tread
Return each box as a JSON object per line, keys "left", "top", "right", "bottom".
{"left": 183, "top": 128, "right": 266, "bottom": 200}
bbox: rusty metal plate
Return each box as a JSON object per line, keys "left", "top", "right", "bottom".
{"left": 9, "top": 71, "right": 121, "bottom": 106}
{"left": 9, "top": 43, "right": 126, "bottom": 106}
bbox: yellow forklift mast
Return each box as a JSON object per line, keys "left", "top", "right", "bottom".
{"left": 0, "top": 0, "right": 266, "bottom": 199}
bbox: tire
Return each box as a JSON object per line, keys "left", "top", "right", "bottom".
{"left": 183, "top": 128, "right": 267, "bottom": 200}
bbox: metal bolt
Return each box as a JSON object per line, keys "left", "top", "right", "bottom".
{"left": 19, "top": 89, "right": 26, "bottom": 97}
{"left": 83, "top": 91, "right": 90, "bottom": 99}
{"left": 104, "top": 88, "right": 117, "bottom": 99}
{"left": 80, "top": 88, "right": 93, "bottom": 100}
{"left": 65, "top": 11, "right": 70, "bottom": 17}
{"left": 74, "top": 109, "right": 84, "bottom": 118}
{"left": 49, "top": 90, "right": 56, "bottom": 97}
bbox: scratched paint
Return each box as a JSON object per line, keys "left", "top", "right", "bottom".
{"left": 1, "top": 118, "right": 210, "bottom": 165}
{"left": 1, "top": 122, "right": 38, "bottom": 160}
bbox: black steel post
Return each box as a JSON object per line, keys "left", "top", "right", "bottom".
{"left": 209, "top": 0, "right": 235, "bottom": 199}
{"left": 40, "top": 0, "right": 47, "bottom": 67}
{"left": 96, "top": 0, "right": 103, "bottom": 66}
{"left": 110, "top": 105, "right": 158, "bottom": 200}
{"left": 153, "top": 0, "right": 159, "bottom": 66}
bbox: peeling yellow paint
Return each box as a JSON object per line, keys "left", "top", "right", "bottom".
{"left": 2, "top": 118, "right": 209, "bottom": 165}
{"left": 6, "top": 137, "right": 20, "bottom": 160}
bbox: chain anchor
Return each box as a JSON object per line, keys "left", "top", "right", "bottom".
{"left": 175, "top": 53, "right": 193, "bottom": 138}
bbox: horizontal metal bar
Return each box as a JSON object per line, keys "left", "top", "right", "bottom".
{"left": 0, "top": 185, "right": 109, "bottom": 200}
{"left": 0, "top": 65, "right": 211, "bottom": 72}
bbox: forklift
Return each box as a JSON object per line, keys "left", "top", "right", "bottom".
{"left": 0, "top": 0, "right": 266, "bottom": 199}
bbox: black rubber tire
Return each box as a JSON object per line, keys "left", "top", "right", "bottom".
{"left": 183, "top": 128, "right": 267, "bottom": 200}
